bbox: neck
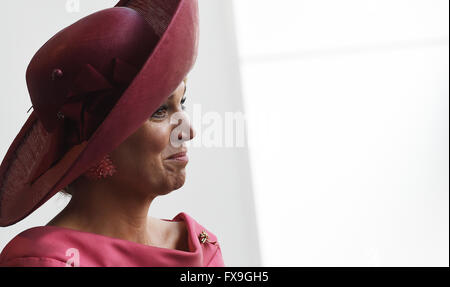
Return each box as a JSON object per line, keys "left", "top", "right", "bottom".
{"left": 48, "top": 178, "right": 161, "bottom": 246}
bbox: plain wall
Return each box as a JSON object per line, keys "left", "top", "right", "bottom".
{"left": 233, "top": 0, "right": 448, "bottom": 266}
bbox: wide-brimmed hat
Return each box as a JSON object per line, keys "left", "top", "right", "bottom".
{"left": 0, "top": 0, "right": 199, "bottom": 226}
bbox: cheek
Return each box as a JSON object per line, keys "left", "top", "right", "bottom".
{"left": 141, "top": 123, "right": 171, "bottom": 157}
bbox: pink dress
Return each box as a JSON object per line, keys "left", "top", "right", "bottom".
{"left": 0, "top": 212, "right": 225, "bottom": 267}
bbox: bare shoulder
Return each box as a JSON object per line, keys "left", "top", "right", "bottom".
{"left": 148, "top": 216, "right": 189, "bottom": 251}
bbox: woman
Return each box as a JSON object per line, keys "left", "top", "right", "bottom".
{"left": 0, "top": 0, "right": 225, "bottom": 267}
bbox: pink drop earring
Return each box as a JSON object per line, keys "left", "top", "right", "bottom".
{"left": 83, "top": 153, "right": 117, "bottom": 180}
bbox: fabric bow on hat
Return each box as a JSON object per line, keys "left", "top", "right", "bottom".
{"left": 59, "top": 58, "right": 139, "bottom": 148}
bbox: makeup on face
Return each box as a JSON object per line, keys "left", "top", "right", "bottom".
{"left": 151, "top": 83, "right": 188, "bottom": 119}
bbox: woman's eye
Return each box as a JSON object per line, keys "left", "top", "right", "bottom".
{"left": 151, "top": 97, "right": 187, "bottom": 119}
{"left": 181, "top": 97, "right": 187, "bottom": 111}
{"left": 151, "top": 106, "right": 168, "bottom": 119}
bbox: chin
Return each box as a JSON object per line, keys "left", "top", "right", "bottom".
{"left": 150, "top": 176, "right": 184, "bottom": 197}
{"left": 168, "top": 176, "right": 186, "bottom": 193}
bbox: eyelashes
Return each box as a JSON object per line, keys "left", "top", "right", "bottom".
{"left": 151, "top": 97, "right": 187, "bottom": 119}
{"left": 151, "top": 105, "right": 169, "bottom": 119}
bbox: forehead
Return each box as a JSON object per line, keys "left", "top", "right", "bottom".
{"left": 167, "top": 81, "right": 187, "bottom": 100}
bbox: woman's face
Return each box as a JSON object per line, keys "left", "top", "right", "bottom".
{"left": 110, "top": 80, "right": 195, "bottom": 197}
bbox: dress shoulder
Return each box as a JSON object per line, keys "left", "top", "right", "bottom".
{"left": 0, "top": 227, "right": 68, "bottom": 267}
{"left": 0, "top": 256, "right": 67, "bottom": 267}
{"left": 177, "top": 212, "right": 225, "bottom": 267}
{"left": 0, "top": 213, "right": 226, "bottom": 267}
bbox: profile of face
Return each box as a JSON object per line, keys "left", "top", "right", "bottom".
{"left": 107, "top": 79, "right": 195, "bottom": 198}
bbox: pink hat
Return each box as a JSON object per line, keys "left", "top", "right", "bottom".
{"left": 0, "top": 0, "right": 199, "bottom": 226}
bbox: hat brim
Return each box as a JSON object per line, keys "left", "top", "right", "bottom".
{"left": 0, "top": 0, "right": 198, "bottom": 226}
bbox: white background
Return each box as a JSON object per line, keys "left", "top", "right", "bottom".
{"left": 233, "top": 0, "right": 449, "bottom": 266}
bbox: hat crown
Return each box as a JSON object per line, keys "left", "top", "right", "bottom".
{"left": 26, "top": 7, "right": 159, "bottom": 134}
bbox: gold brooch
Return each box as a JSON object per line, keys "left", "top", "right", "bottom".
{"left": 198, "top": 230, "right": 217, "bottom": 245}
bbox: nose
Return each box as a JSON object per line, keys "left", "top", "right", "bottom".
{"left": 173, "top": 111, "right": 196, "bottom": 142}
{"left": 178, "top": 121, "right": 195, "bottom": 141}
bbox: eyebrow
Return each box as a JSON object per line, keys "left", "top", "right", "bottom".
{"left": 168, "top": 84, "right": 187, "bottom": 99}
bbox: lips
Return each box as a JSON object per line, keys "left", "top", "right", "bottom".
{"left": 167, "top": 151, "right": 187, "bottom": 160}
{"left": 166, "top": 151, "right": 189, "bottom": 164}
